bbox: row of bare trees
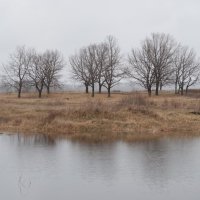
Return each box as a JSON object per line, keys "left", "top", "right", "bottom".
{"left": 70, "top": 33, "right": 200, "bottom": 97}
{"left": 127, "top": 33, "right": 200, "bottom": 96}
{"left": 2, "top": 46, "right": 64, "bottom": 98}
{"left": 70, "top": 36, "right": 124, "bottom": 97}
{"left": 1, "top": 33, "right": 200, "bottom": 98}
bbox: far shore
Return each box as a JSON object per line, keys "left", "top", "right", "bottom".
{"left": 0, "top": 91, "right": 200, "bottom": 142}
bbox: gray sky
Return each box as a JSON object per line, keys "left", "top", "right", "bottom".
{"left": 1, "top": 0, "right": 200, "bottom": 73}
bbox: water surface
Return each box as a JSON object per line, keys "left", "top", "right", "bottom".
{"left": 0, "top": 134, "right": 200, "bottom": 200}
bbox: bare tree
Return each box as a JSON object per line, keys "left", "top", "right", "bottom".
{"left": 29, "top": 52, "right": 46, "bottom": 98}
{"left": 83, "top": 45, "right": 99, "bottom": 97}
{"left": 70, "top": 45, "right": 99, "bottom": 97}
{"left": 95, "top": 42, "right": 108, "bottom": 93}
{"left": 128, "top": 46, "right": 155, "bottom": 96}
{"left": 43, "top": 50, "right": 65, "bottom": 94}
{"left": 70, "top": 36, "right": 123, "bottom": 97}
{"left": 174, "top": 46, "right": 200, "bottom": 95}
{"left": 146, "top": 33, "right": 177, "bottom": 95}
{"left": 128, "top": 33, "right": 178, "bottom": 95}
{"left": 3, "top": 46, "right": 32, "bottom": 98}
{"left": 103, "top": 36, "right": 123, "bottom": 97}
{"left": 70, "top": 50, "right": 91, "bottom": 94}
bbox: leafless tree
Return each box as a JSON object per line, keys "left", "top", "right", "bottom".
{"left": 70, "top": 45, "right": 99, "bottom": 97}
{"left": 103, "top": 36, "right": 123, "bottom": 97}
{"left": 42, "top": 50, "right": 65, "bottom": 94}
{"left": 29, "top": 52, "right": 46, "bottom": 98}
{"left": 83, "top": 45, "right": 99, "bottom": 97}
{"left": 146, "top": 33, "right": 177, "bottom": 95}
{"left": 2, "top": 46, "right": 32, "bottom": 98}
{"left": 174, "top": 46, "right": 200, "bottom": 95}
{"left": 95, "top": 42, "right": 108, "bottom": 93}
{"left": 127, "top": 33, "right": 178, "bottom": 95}
{"left": 128, "top": 46, "right": 155, "bottom": 96}
{"left": 70, "top": 36, "right": 123, "bottom": 97}
{"left": 70, "top": 50, "right": 91, "bottom": 94}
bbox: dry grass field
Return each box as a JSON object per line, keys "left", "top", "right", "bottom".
{"left": 0, "top": 91, "right": 200, "bottom": 141}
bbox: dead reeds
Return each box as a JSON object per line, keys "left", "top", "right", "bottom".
{"left": 0, "top": 92, "right": 200, "bottom": 141}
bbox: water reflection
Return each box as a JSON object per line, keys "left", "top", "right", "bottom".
{"left": 0, "top": 134, "right": 200, "bottom": 200}
{"left": 126, "top": 139, "right": 200, "bottom": 192}
{"left": 68, "top": 141, "right": 119, "bottom": 182}
{"left": 10, "top": 134, "right": 56, "bottom": 146}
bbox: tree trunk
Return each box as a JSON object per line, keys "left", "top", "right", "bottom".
{"left": 107, "top": 87, "right": 111, "bottom": 98}
{"left": 148, "top": 88, "right": 152, "bottom": 97}
{"left": 91, "top": 85, "right": 95, "bottom": 97}
{"left": 18, "top": 88, "right": 21, "bottom": 98}
{"left": 155, "top": 82, "right": 159, "bottom": 96}
{"left": 181, "top": 86, "right": 184, "bottom": 95}
{"left": 18, "top": 83, "right": 22, "bottom": 98}
{"left": 99, "top": 84, "right": 102, "bottom": 94}
{"left": 39, "top": 90, "right": 42, "bottom": 98}
{"left": 175, "top": 82, "right": 178, "bottom": 94}
{"left": 85, "top": 85, "right": 89, "bottom": 94}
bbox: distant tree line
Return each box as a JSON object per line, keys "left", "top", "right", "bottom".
{"left": 127, "top": 33, "right": 200, "bottom": 96}
{"left": 70, "top": 36, "right": 124, "bottom": 97}
{"left": 1, "top": 33, "right": 200, "bottom": 98}
{"left": 1, "top": 47, "right": 64, "bottom": 98}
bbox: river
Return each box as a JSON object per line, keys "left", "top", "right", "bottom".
{"left": 0, "top": 134, "right": 200, "bottom": 200}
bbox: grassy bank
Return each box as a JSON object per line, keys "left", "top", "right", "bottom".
{"left": 0, "top": 91, "right": 200, "bottom": 141}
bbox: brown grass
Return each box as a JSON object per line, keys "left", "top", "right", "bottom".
{"left": 0, "top": 91, "right": 200, "bottom": 141}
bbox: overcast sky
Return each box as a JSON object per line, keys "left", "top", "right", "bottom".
{"left": 1, "top": 0, "right": 200, "bottom": 73}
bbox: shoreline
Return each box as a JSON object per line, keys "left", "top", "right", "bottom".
{"left": 0, "top": 92, "right": 200, "bottom": 142}
{"left": 1, "top": 130, "right": 200, "bottom": 143}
